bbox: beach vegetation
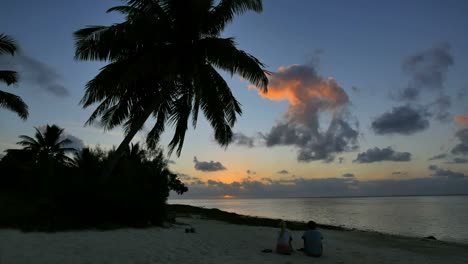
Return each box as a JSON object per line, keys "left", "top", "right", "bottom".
{"left": 0, "top": 33, "right": 28, "bottom": 119}
{"left": 0, "top": 125, "right": 187, "bottom": 231}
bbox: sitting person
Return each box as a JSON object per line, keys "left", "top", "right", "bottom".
{"left": 302, "top": 220, "right": 323, "bottom": 257}
{"left": 276, "top": 221, "right": 293, "bottom": 255}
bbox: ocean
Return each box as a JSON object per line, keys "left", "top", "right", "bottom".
{"left": 169, "top": 195, "right": 468, "bottom": 244}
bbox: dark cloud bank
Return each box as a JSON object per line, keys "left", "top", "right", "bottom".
{"left": 354, "top": 147, "right": 411, "bottom": 163}
{"left": 193, "top": 157, "right": 226, "bottom": 172}
{"left": 371, "top": 105, "right": 430, "bottom": 135}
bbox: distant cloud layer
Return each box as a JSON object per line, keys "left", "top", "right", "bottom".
{"left": 342, "top": 173, "right": 355, "bottom": 178}
{"left": 400, "top": 43, "right": 454, "bottom": 101}
{"left": 445, "top": 158, "right": 468, "bottom": 164}
{"left": 428, "top": 154, "right": 447, "bottom": 161}
{"left": 429, "top": 165, "right": 466, "bottom": 179}
{"left": 354, "top": 147, "right": 411, "bottom": 163}
{"left": 277, "top": 170, "right": 289, "bottom": 174}
{"left": 0, "top": 53, "right": 68, "bottom": 96}
{"left": 232, "top": 132, "right": 255, "bottom": 148}
{"left": 372, "top": 105, "right": 429, "bottom": 135}
{"left": 253, "top": 64, "right": 358, "bottom": 163}
{"left": 193, "top": 156, "right": 226, "bottom": 172}
{"left": 173, "top": 173, "right": 468, "bottom": 198}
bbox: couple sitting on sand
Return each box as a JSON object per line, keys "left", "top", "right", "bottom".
{"left": 276, "top": 220, "right": 323, "bottom": 257}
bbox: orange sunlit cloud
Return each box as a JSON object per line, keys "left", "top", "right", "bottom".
{"left": 454, "top": 115, "right": 468, "bottom": 127}
{"left": 251, "top": 64, "right": 348, "bottom": 109}
{"left": 223, "top": 195, "right": 236, "bottom": 199}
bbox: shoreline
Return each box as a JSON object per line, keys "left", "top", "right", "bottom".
{"left": 168, "top": 204, "right": 467, "bottom": 246}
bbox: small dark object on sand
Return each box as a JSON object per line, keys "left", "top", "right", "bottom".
{"left": 261, "top": 249, "right": 273, "bottom": 253}
{"left": 424, "top": 236, "right": 437, "bottom": 240}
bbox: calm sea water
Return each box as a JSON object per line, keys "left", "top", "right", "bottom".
{"left": 169, "top": 196, "right": 468, "bottom": 244}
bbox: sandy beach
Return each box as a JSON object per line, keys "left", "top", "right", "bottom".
{"left": 1, "top": 216, "right": 467, "bottom": 264}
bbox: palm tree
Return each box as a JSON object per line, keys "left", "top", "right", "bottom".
{"left": 0, "top": 33, "right": 28, "bottom": 119}
{"left": 16, "top": 124, "right": 76, "bottom": 165}
{"left": 74, "top": 0, "right": 269, "bottom": 176}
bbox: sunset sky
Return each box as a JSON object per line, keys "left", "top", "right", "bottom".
{"left": 1, "top": 0, "right": 467, "bottom": 198}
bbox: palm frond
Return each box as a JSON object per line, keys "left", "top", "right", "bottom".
{"left": 167, "top": 85, "right": 193, "bottom": 156}
{"left": 199, "top": 37, "right": 269, "bottom": 90}
{"left": 17, "top": 135, "right": 39, "bottom": 148}
{"left": 0, "top": 70, "right": 18, "bottom": 85}
{"left": 194, "top": 65, "right": 238, "bottom": 147}
{"left": 0, "top": 33, "right": 17, "bottom": 55}
{"left": 0, "top": 90, "right": 28, "bottom": 119}
{"left": 205, "top": 0, "right": 263, "bottom": 35}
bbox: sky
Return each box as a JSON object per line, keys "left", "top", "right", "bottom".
{"left": 1, "top": 0, "right": 468, "bottom": 198}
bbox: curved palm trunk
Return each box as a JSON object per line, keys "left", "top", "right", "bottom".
{"left": 101, "top": 99, "right": 159, "bottom": 180}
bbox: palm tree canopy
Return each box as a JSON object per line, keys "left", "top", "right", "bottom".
{"left": 0, "top": 33, "right": 28, "bottom": 119}
{"left": 16, "top": 124, "right": 76, "bottom": 165}
{"left": 75, "top": 0, "right": 269, "bottom": 156}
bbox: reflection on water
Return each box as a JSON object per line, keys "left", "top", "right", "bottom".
{"left": 169, "top": 196, "right": 468, "bottom": 244}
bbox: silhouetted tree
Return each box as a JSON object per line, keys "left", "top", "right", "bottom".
{"left": 16, "top": 124, "right": 76, "bottom": 165}
{"left": 0, "top": 33, "right": 28, "bottom": 119}
{"left": 74, "top": 0, "right": 269, "bottom": 177}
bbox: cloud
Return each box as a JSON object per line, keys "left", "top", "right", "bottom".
{"left": 371, "top": 105, "right": 430, "bottom": 135}
{"left": 445, "top": 158, "right": 468, "bottom": 164}
{"left": 252, "top": 64, "right": 358, "bottom": 162}
{"left": 427, "top": 95, "right": 451, "bottom": 122}
{"left": 277, "top": 170, "right": 289, "bottom": 174}
{"left": 455, "top": 115, "right": 468, "bottom": 127}
{"left": 0, "top": 53, "right": 68, "bottom": 96}
{"left": 392, "top": 171, "right": 408, "bottom": 176}
{"left": 246, "top": 170, "right": 256, "bottom": 175}
{"left": 428, "top": 165, "right": 466, "bottom": 179}
{"left": 176, "top": 172, "right": 200, "bottom": 182}
{"left": 399, "top": 43, "right": 454, "bottom": 101}
{"left": 193, "top": 156, "right": 226, "bottom": 172}
{"left": 457, "top": 88, "right": 467, "bottom": 100}
{"left": 342, "top": 173, "right": 355, "bottom": 178}
{"left": 172, "top": 175, "right": 468, "bottom": 198}
{"left": 354, "top": 147, "right": 411, "bottom": 163}
{"left": 232, "top": 132, "right": 255, "bottom": 147}
{"left": 428, "top": 153, "right": 447, "bottom": 161}
{"left": 451, "top": 128, "right": 468, "bottom": 155}
{"left": 37, "top": 125, "right": 84, "bottom": 151}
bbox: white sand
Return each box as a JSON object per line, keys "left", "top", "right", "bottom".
{"left": 1, "top": 217, "right": 467, "bottom": 264}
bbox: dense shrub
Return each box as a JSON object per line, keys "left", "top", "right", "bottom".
{"left": 0, "top": 140, "right": 187, "bottom": 230}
